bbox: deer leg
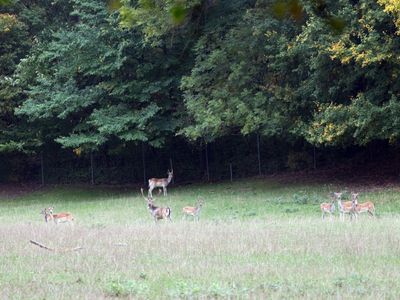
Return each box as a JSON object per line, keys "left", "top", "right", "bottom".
{"left": 163, "top": 187, "right": 167, "bottom": 196}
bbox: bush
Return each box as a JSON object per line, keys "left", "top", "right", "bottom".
{"left": 104, "top": 278, "right": 149, "bottom": 297}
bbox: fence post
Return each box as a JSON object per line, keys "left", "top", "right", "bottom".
{"left": 257, "top": 134, "right": 262, "bottom": 176}
{"left": 142, "top": 143, "right": 146, "bottom": 186}
{"left": 313, "top": 146, "right": 317, "bottom": 170}
{"left": 90, "top": 151, "right": 94, "bottom": 185}
{"left": 169, "top": 157, "right": 174, "bottom": 184}
{"left": 205, "top": 142, "right": 210, "bottom": 181}
{"left": 40, "top": 151, "right": 45, "bottom": 186}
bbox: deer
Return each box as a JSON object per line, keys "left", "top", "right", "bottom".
{"left": 41, "top": 207, "right": 74, "bottom": 224}
{"left": 182, "top": 198, "right": 204, "bottom": 221}
{"left": 141, "top": 188, "right": 172, "bottom": 222}
{"left": 335, "top": 193, "right": 357, "bottom": 221}
{"left": 148, "top": 169, "right": 173, "bottom": 197}
{"left": 351, "top": 193, "right": 375, "bottom": 217}
{"left": 320, "top": 194, "right": 336, "bottom": 220}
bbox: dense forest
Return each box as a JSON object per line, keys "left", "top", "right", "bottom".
{"left": 1, "top": 0, "right": 400, "bottom": 184}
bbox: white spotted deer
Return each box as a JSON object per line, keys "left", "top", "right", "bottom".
{"left": 148, "top": 169, "right": 173, "bottom": 197}
{"left": 141, "top": 188, "right": 172, "bottom": 222}
{"left": 41, "top": 207, "right": 74, "bottom": 224}
{"left": 351, "top": 193, "right": 375, "bottom": 218}
{"left": 182, "top": 198, "right": 204, "bottom": 221}
{"left": 320, "top": 194, "right": 336, "bottom": 220}
{"left": 336, "top": 193, "right": 357, "bottom": 221}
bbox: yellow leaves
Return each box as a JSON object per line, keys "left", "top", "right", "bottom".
{"left": 328, "top": 40, "right": 352, "bottom": 64}
{"left": 310, "top": 120, "right": 346, "bottom": 144}
{"left": 329, "top": 41, "right": 345, "bottom": 55}
{"left": 73, "top": 147, "right": 82, "bottom": 156}
{"left": 0, "top": 13, "right": 18, "bottom": 33}
{"left": 378, "top": 0, "right": 400, "bottom": 14}
{"left": 378, "top": 0, "right": 400, "bottom": 34}
{"left": 323, "top": 123, "right": 346, "bottom": 142}
{"left": 328, "top": 38, "right": 392, "bottom": 67}
{"left": 306, "top": 103, "right": 350, "bottom": 145}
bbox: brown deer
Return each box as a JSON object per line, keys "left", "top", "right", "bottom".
{"left": 182, "top": 198, "right": 204, "bottom": 221}
{"left": 336, "top": 193, "right": 357, "bottom": 221}
{"left": 320, "top": 194, "right": 336, "bottom": 220}
{"left": 141, "top": 188, "right": 172, "bottom": 222}
{"left": 41, "top": 207, "right": 74, "bottom": 224}
{"left": 148, "top": 169, "right": 173, "bottom": 197}
{"left": 351, "top": 193, "right": 375, "bottom": 217}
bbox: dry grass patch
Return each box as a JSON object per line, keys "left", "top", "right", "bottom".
{"left": 0, "top": 217, "right": 399, "bottom": 299}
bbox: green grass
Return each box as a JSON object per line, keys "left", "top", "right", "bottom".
{"left": 1, "top": 178, "right": 400, "bottom": 299}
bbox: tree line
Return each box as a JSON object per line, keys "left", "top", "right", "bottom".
{"left": 1, "top": 0, "right": 400, "bottom": 183}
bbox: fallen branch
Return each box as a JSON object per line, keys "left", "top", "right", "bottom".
{"left": 30, "top": 240, "right": 54, "bottom": 251}
{"left": 29, "top": 240, "right": 84, "bottom": 253}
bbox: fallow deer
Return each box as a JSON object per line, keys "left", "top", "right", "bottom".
{"left": 336, "top": 193, "right": 357, "bottom": 221}
{"left": 141, "top": 188, "right": 172, "bottom": 222}
{"left": 351, "top": 193, "right": 375, "bottom": 217}
{"left": 182, "top": 198, "right": 204, "bottom": 221}
{"left": 320, "top": 194, "right": 335, "bottom": 220}
{"left": 41, "top": 207, "right": 74, "bottom": 224}
{"left": 148, "top": 169, "right": 173, "bottom": 197}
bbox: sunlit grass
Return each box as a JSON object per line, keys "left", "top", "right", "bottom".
{"left": 0, "top": 178, "right": 400, "bottom": 298}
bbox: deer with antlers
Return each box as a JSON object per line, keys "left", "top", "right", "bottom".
{"left": 148, "top": 169, "right": 173, "bottom": 197}
{"left": 41, "top": 207, "right": 74, "bottom": 224}
{"left": 351, "top": 193, "right": 375, "bottom": 218}
{"left": 182, "top": 198, "right": 204, "bottom": 221}
{"left": 141, "top": 188, "right": 172, "bottom": 222}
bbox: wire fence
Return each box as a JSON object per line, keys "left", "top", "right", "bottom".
{"left": 1, "top": 136, "right": 392, "bottom": 185}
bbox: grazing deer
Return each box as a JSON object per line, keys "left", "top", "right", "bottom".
{"left": 336, "top": 193, "right": 357, "bottom": 221}
{"left": 182, "top": 198, "right": 204, "bottom": 221}
{"left": 320, "top": 195, "right": 335, "bottom": 220}
{"left": 141, "top": 188, "right": 172, "bottom": 222}
{"left": 148, "top": 169, "right": 173, "bottom": 197}
{"left": 41, "top": 207, "right": 74, "bottom": 224}
{"left": 351, "top": 193, "right": 375, "bottom": 217}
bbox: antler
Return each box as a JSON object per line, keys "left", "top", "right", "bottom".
{"left": 141, "top": 188, "right": 152, "bottom": 202}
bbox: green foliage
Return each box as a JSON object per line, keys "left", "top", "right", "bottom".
{"left": 0, "top": 0, "right": 13, "bottom": 6}
{"left": 105, "top": 278, "right": 149, "bottom": 297}
{"left": 3, "top": 0, "right": 400, "bottom": 177}
{"left": 12, "top": 0, "right": 184, "bottom": 151}
{"left": 119, "top": 0, "right": 201, "bottom": 43}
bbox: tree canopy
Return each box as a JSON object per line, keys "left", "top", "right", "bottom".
{"left": 1, "top": 0, "right": 400, "bottom": 180}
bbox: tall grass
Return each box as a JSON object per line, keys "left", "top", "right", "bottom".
{"left": 0, "top": 179, "right": 400, "bottom": 298}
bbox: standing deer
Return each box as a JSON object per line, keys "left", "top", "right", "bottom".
{"left": 336, "top": 193, "right": 357, "bottom": 221}
{"left": 41, "top": 207, "right": 74, "bottom": 224}
{"left": 141, "top": 188, "right": 172, "bottom": 222}
{"left": 148, "top": 169, "right": 173, "bottom": 197}
{"left": 320, "top": 194, "right": 336, "bottom": 220}
{"left": 351, "top": 193, "right": 375, "bottom": 217}
{"left": 182, "top": 198, "right": 204, "bottom": 221}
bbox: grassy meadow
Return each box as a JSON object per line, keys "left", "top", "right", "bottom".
{"left": 1, "top": 178, "right": 400, "bottom": 299}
